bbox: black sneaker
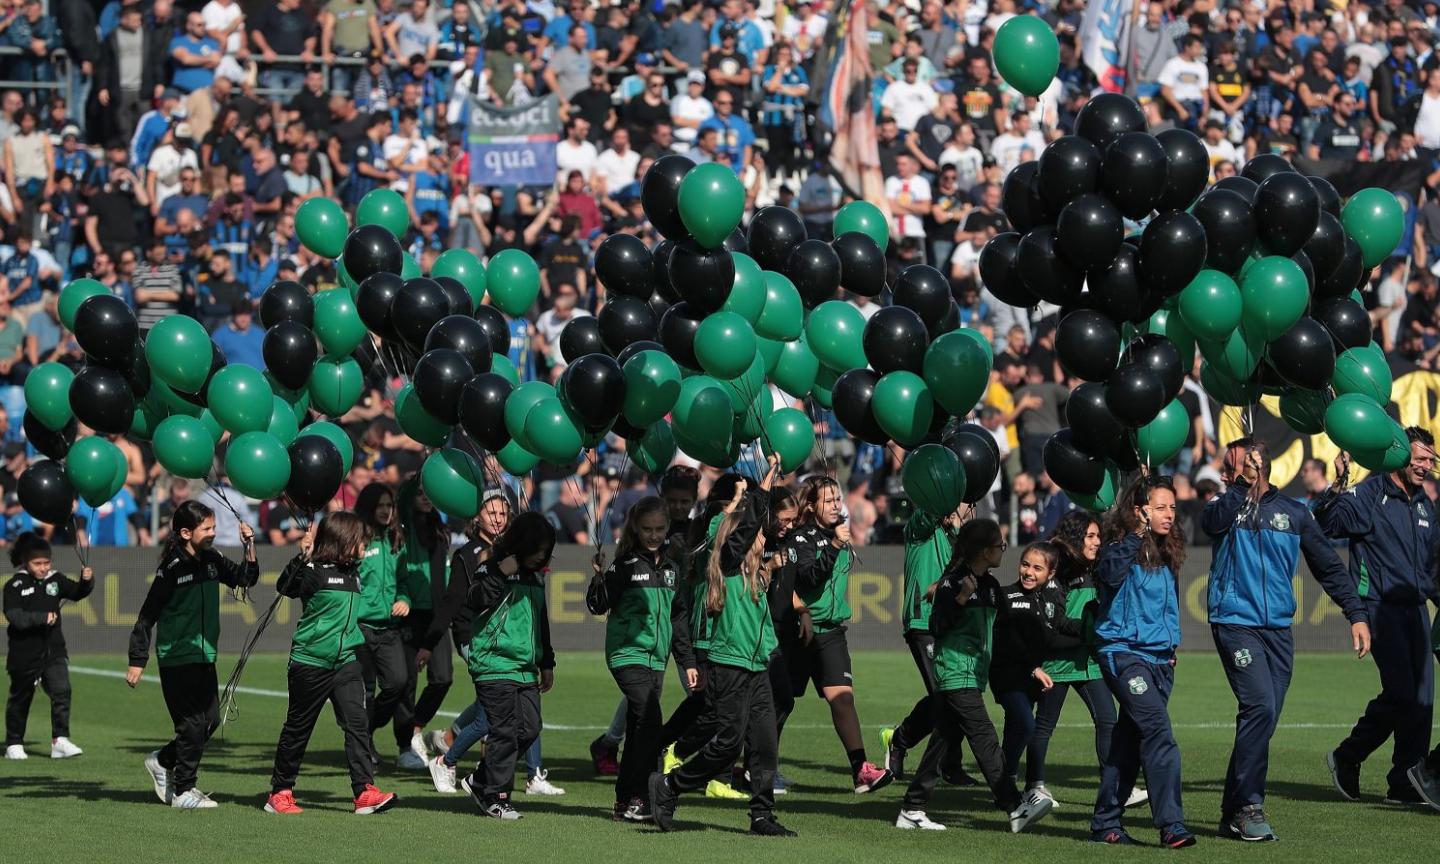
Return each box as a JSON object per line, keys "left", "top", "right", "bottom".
{"left": 483, "top": 798, "right": 522, "bottom": 820}
{"left": 1161, "top": 827, "right": 1197, "bottom": 848}
{"left": 459, "top": 771, "right": 486, "bottom": 811}
{"left": 941, "top": 763, "right": 980, "bottom": 787}
{"left": 623, "top": 797, "right": 652, "bottom": 822}
{"left": 1091, "top": 828, "right": 1137, "bottom": 845}
{"left": 1327, "top": 750, "right": 1361, "bottom": 802}
{"left": 1383, "top": 785, "right": 1425, "bottom": 806}
{"left": 648, "top": 771, "right": 677, "bottom": 832}
{"left": 750, "top": 815, "right": 797, "bottom": 837}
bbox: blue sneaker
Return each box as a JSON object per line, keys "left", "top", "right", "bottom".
{"left": 1091, "top": 828, "right": 1137, "bottom": 844}
{"left": 1162, "top": 827, "right": 1197, "bottom": 848}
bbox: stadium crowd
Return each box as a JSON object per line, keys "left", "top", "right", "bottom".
{"left": 0, "top": 0, "right": 1437, "bottom": 549}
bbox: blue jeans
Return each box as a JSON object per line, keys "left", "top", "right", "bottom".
{"left": 993, "top": 686, "right": 1037, "bottom": 780}
{"left": 445, "top": 689, "right": 543, "bottom": 774}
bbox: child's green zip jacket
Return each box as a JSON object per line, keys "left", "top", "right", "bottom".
{"left": 278, "top": 555, "right": 364, "bottom": 670}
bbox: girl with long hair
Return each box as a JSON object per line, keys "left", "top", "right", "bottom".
{"left": 127, "top": 501, "right": 258, "bottom": 809}
{"left": 352, "top": 483, "right": 409, "bottom": 766}
{"left": 761, "top": 484, "right": 802, "bottom": 793}
{"left": 264, "top": 512, "right": 398, "bottom": 816}
{"left": 458, "top": 512, "right": 557, "bottom": 820}
{"left": 393, "top": 478, "right": 452, "bottom": 769}
{"left": 1089, "top": 476, "right": 1194, "bottom": 848}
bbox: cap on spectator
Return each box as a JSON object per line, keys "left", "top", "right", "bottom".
{"left": 61, "top": 124, "right": 80, "bottom": 139}
{"left": 162, "top": 87, "right": 182, "bottom": 102}
{"left": 686, "top": 69, "right": 706, "bottom": 84}
{"left": 174, "top": 122, "right": 193, "bottom": 139}
{"left": 636, "top": 52, "right": 657, "bottom": 66}
{"left": 720, "top": 22, "right": 740, "bottom": 39}
{"left": 481, "top": 487, "right": 513, "bottom": 509}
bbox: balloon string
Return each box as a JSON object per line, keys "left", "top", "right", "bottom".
{"left": 70, "top": 513, "right": 89, "bottom": 568}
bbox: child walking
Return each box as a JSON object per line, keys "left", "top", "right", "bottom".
{"left": 351, "top": 483, "right": 409, "bottom": 766}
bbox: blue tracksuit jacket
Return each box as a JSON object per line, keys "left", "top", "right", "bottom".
{"left": 1094, "top": 534, "right": 1182, "bottom": 663}
{"left": 1314, "top": 474, "right": 1440, "bottom": 607}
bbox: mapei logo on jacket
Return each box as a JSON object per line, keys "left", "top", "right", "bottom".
{"left": 1128, "top": 676, "right": 1148, "bottom": 696}
{"left": 44, "top": 581, "right": 59, "bottom": 597}
{"left": 1269, "top": 513, "right": 1290, "bottom": 532}
{"left": 1233, "top": 648, "right": 1253, "bottom": 668}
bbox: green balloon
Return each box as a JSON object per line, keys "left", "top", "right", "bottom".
{"left": 1324, "top": 393, "right": 1394, "bottom": 453}
{"left": 811, "top": 365, "right": 838, "bottom": 409}
{"left": 432, "top": 249, "right": 487, "bottom": 307}
{"left": 395, "top": 383, "right": 453, "bottom": 447}
{"left": 24, "top": 362, "right": 74, "bottom": 431}
{"left": 761, "top": 407, "right": 815, "bottom": 474}
{"left": 58, "top": 279, "right": 109, "bottom": 331}
{"left": 225, "top": 432, "right": 292, "bottom": 499}
{"left": 1178, "top": 270, "right": 1243, "bottom": 343}
{"left": 725, "top": 253, "right": 767, "bottom": 324}
{"left": 68, "top": 437, "right": 124, "bottom": 507}
{"left": 924, "top": 330, "right": 993, "bottom": 416}
{"left": 1071, "top": 462, "right": 1120, "bottom": 512}
{"left": 673, "top": 375, "right": 734, "bottom": 436}
{"left": 1333, "top": 344, "right": 1393, "bottom": 403}
{"left": 154, "top": 415, "right": 216, "bottom": 479}
{"left": 953, "top": 326, "right": 994, "bottom": 364}
{"left": 1342, "top": 187, "right": 1405, "bottom": 269}
{"left": 674, "top": 421, "right": 732, "bottom": 467}
{"left": 695, "top": 311, "right": 757, "bottom": 379}
{"left": 756, "top": 271, "right": 804, "bottom": 341}
{"left": 1353, "top": 422, "right": 1411, "bottom": 472}
{"left": 308, "top": 355, "right": 364, "bottom": 417}
{"left": 523, "top": 397, "right": 583, "bottom": 465}
{"left": 422, "top": 448, "right": 485, "bottom": 519}
{"left": 152, "top": 378, "right": 204, "bottom": 418}
{"left": 267, "top": 394, "right": 300, "bottom": 446}
{"left": 772, "top": 335, "right": 819, "bottom": 398}
{"left": 1135, "top": 400, "right": 1191, "bottom": 467}
{"left": 145, "top": 315, "right": 213, "bottom": 393}
{"left": 490, "top": 352, "right": 520, "bottom": 386}
{"left": 338, "top": 258, "right": 357, "bottom": 296}
{"left": 295, "top": 197, "right": 348, "bottom": 258}
{"left": 355, "top": 188, "right": 409, "bottom": 238}
{"left": 1280, "top": 389, "right": 1329, "bottom": 434}
{"left": 623, "top": 350, "right": 683, "bottom": 426}
{"left": 313, "top": 287, "right": 367, "bottom": 356}
{"left": 209, "top": 365, "right": 274, "bottom": 435}
{"left": 129, "top": 397, "right": 167, "bottom": 440}
{"left": 718, "top": 351, "right": 766, "bottom": 413}
{"left": 734, "top": 384, "right": 774, "bottom": 441}
{"left": 677, "top": 162, "right": 745, "bottom": 249}
{"left": 1198, "top": 326, "right": 1264, "bottom": 382}
{"left": 1143, "top": 307, "right": 1196, "bottom": 368}
{"left": 401, "top": 251, "right": 422, "bottom": 280}
{"left": 834, "top": 202, "right": 889, "bottom": 252}
{"left": 756, "top": 336, "right": 784, "bottom": 374}
{"left": 1240, "top": 257, "right": 1308, "bottom": 340}
{"left": 901, "top": 443, "right": 965, "bottom": 518}
{"left": 994, "top": 15, "right": 1060, "bottom": 96}
{"left": 496, "top": 440, "right": 540, "bottom": 475}
{"left": 632, "top": 420, "right": 677, "bottom": 473}
{"left": 488, "top": 249, "right": 541, "bottom": 316}
{"left": 267, "top": 373, "right": 311, "bottom": 424}
{"left": 872, "top": 371, "right": 934, "bottom": 447}
{"left": 198, "top": 409, "right": 224, "bottom": 445}
{"left": 806, "top": 300, "right": 866, "bottom": 372}
{"left": 299, "top": 420, "right": 355, "bottom": 473}
{"left": 504, "top": 381, "right": 555, "bottom": 448}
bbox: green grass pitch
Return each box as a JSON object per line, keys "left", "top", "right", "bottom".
{"left": 2, "top": 651, "right": 1435, "bottom": 862}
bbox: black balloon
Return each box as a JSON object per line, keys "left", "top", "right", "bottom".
{"left": 647, "top": 288, "right": 672, "bottom": 321}
{"left": 1066, "top": 381, "right": 1126, "bottom": 456}
{"left": 1154, "top": 128, "right": 1208, "bottom": 212}
{"left": 73, "top": 294, "right": 138, "bottom": 368}
{"left": 1268, "top": 317, "right": 1336, "bottom": 390}
{"left": 263, "top": 321, "right": 319, "bottom": 391}
{"left": 559, "top": 315, "right": 607, "bottom": 363}
{"left": 560, "top": 353, "right": 627, "bottom": 430}
{"left": 286, "top": 435, "right": 345, "bottom": 512}
{"left": 747, "top": 205, "right": 808, "bottom": 272}
{"left": 595, "top": 233, "right": 654, "bottom": 298}
{"left": 832, "top": 368, "right": 888, "bottom": 445}
{"left": 1316, "top": 236, "right": 1364, "bottom": 299}
{"left": 1056, "top": 310, "right": 1121, "bottom": 382}
{"left": 413, "top": 348, "right": 474, "bottom": 425}
{"left": 1303, "top": 211, "right": 1346, "bottom": 283}
{"left": 1254, "top": 171, "right": 1320, "bottom": 257}
{"left": 1037, "top": 135, "right": 1102, "bottom": 211}
{"left": 651, "top": 239, "right": 680, "bottom": 302}
{"left": 641, "top": 154, "right": 695, "bottom": 241}
{"left": 425, "top": 314, "right": 495, "bottom": 373}
{"left": 722, "top": 227, "right": 749, "bottom": 255}
{"left": 1044, "top": 429, "right": 1107, "bottom": 494}
{"left": 1308, "top": 175, "right": 1341, "bottom": 216}
{"left": 1241, "top": 153, "right": 1295, "bottom": 185}
{"left": 862, "top": 305, "right": 929, "bottom": 375}
{"left": 121, "top": 341, "right": 150, "bottom": 399}
{"left": 1056, "top": 193, "right": 1124, "bottom": 270}
{"left": 1139, "top": 211, "right": 1207, "bottom": 296}
{"left": 342, "top": 224, "right": 403, "bottom": 284}
{"left": 23, "top": 412, "right": 76, "bottom": 461}
{"left": 1086, "top": 244, "right": 1146, "bottom": 322}
{"left": 1191, "top": 189, "right": 1255, "bottom": 273}
{"left": 1074, "top": 93, "right": 1148, "bottom": 152}
{"left": 1313, "top": 297, "right": 1373, "bottom": 352}
{"left": 979, "top": 232, "right": 1039, "bottom": 307}
{"left": 659, "top": 302, "right": 703, "bottom": 369}
{"left": 787, "top": 239, "right": 842, "bottom": 308}
{"left": 598, "top": 295, "right": 658, "bottom": 356}
{"left": 615, "top": 339, "right": 664, "bottom": 368}
{"left": 392, "top": 277, "right": 450, "bottom": 351}
{"left": 947, "top": 431, "right": 1001, "bottom": 504}
{"left": 1017, "top": 227, "right": 1084, "bottom": 305}
{"left": 17, "top": 461, "right": 73, "bottom": 525}
{"left": 1105, "top": 363, "right": 1168, "bottom": 427}
{"left": 259, "top": 279, "right": 314, "bottom": 329}
{"left": 893, "top": 265, "right": 953, "bottom": 323}
{"left": 667, "top": 240, "right": 734, "bottom": 313}
{"left": 356, "top": 272, "right": 403, "bottom": 340}
{"left": 472, "top": 304, "right": 511, "bottom": 357}
{"left": 458, "top": 373, "right": 514, "bottom": 451}
{"left": 1001, "top": 161, "right": 1051, "bottom": 233}
{"left": 1101, "top": 132, "right": 1168, "bottom": 219}
{"left": 1107, "top": 434, "right": 1142, "bottom": 471}
{"left": 832, "top": 231, "right": 887, "bottom": 297}
{"left": 1213, "top": 175, "right": 1259, "bottom": 205}
{"left": 1292, "top": 249, "right": 1315, "bottom": 294}
{"left": 1124, "top": 333, "right": 1184, "bottom": 403}
{"left": 69, "top": 365, "right": 134, "bottom": 435}
{"left": 434, "top": 276, "right": 474, "bottom": 317}
{"left": 933, "top": 300, "right": 961, "bottom": 339}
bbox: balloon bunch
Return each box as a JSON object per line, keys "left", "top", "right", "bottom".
{"left": 978, "top": 93, "right": 1408, "bottom": 508}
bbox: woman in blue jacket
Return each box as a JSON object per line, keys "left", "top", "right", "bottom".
{"left": 1089, "top": 476, "right": 1194, "bottom": 848}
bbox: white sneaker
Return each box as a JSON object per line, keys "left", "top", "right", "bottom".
{"left": 171, "top": 788, "right": 219, "bottom": 810}
{"left": 1125, "top": 785, "right": 1150, "bottom": 808}
{"left": 524, "top": 769, "right": 566, "bottom": 795}
{"left": 428, "top": 755, "right": 458, "bottom": 794}
{"left": 396, "top": 750, "right": 427, "bottom": 771}
{"left": 429, "top": 729, "right": 451, "bottom": 757}
{"left": 50, "top": 737, "right": 82, "bottom": 759}
{"left": 144, "top": 750, "right": 170, "bottom": 803}
{"left": 1027, "top": 783, "right": 1059, "bottom": 809}
{"left": 409, "top": 730, "right": 428, "bottom": 760}
{"left": 1009, "top": 794, "right": 1053, "bottom": 834}
{"left": 896, "top": 809, "right": 947, "bottom": 830}
{"left": 4, "top": 744, "right": 26, "bottom": 760}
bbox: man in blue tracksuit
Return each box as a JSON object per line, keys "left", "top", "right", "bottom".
{"left": 1205, "top": 440, "right": 1371, "bottom": 840}
{"left": 1314, "top": 427, "right": 1440, "bottom": 807}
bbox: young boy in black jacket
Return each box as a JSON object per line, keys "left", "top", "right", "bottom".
{"left": 4, "top": 533, "right": 92, "bottom": 760}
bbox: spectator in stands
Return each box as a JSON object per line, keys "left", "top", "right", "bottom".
{"left": 5, "top": 0, "right": 60, "bottom": 99}
{"left": 547, "top": 25, "right": 593, "bottom": 103}
{"left": 171, "top": 10, "right": 223, "bottom": 95}
{"left": 886, "top": 153, "right": 932, "bottom": 254}
{"left": 386, "top": 0, "right": 438, "bottom": 64}
{"left": 131, "top": 238, "right": 185, "bottom": 333}
{"left": 1131, "top": 3, "right": 1177, "bottom": 101}
{"left": 660, "top": 0, "right": 708, "bottom": 74}
{"left": 989, "top": 110, "right": 1045, "bottom": 177}
{"left": 1159, "top": 34, "right": 1210, "bottom": 132}
{"left": 623, "top": 70, "right": 671, "bottom": 152}
{"left": 0, "top": 300, "right": 27, "bottom": 386}
{"left": 1310, "top": 91, "right": 1363, "bottom": 160}
{"left": 211, "top": 299, "right": 265, "bottom": 370}
{"left": 699, "top": 88, "right": 755, "bottom": 173}
{"left": 251, "top": 0, "right": 316, "bottom": 95}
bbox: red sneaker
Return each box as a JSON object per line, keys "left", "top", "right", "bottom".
{"left": 353, "top": 784, "right": 397, "bottom": 815}
{"left": 264, "top": 790, "right": 304, "bottom": 814}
